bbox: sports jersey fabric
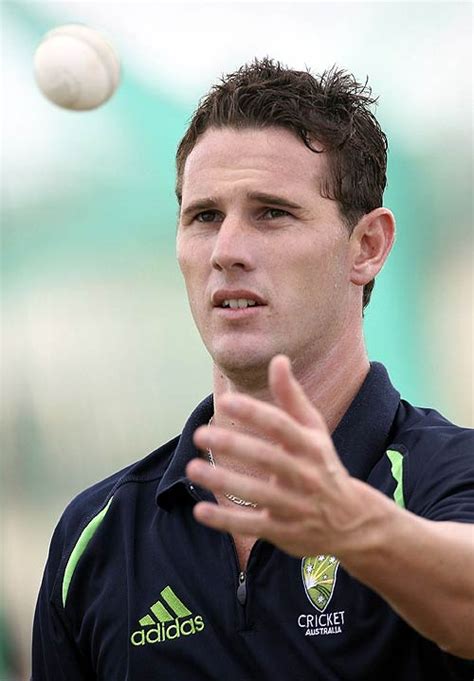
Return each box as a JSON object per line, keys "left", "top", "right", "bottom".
{"left": 31, "top": 363, "right": 474, "bottom": 680}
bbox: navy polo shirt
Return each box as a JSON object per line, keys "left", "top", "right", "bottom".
{"left": 32, "top": 363, "right": 474, "bottom": 680}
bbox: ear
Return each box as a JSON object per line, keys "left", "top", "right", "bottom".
{"left": 349, "top": 207, "right": 396, "bottom": 286}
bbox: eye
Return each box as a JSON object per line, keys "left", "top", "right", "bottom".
{"left": 195, "top": 210, "right": 221, "bottom": 223}
{"left": 262, "top": 208, "right": 290, "bottom": 219}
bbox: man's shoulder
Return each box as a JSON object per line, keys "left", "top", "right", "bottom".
{"left": 61, "top": 434, "right": 180, "bottom": 529}
{"left": 382, "top": 400, "right": 473, "bottom": 520}
{"left": 51, "top": 436, "right": 180, "bottom": 566}
{"left": 42, "top": 435, "right": 181, "bottom": 605}
{"left": 390, "top": 400, "right": 473, "bottom": 458}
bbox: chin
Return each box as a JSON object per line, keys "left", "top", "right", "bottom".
{"left": 210, "top": 344, "right": 274, "bottom": 382}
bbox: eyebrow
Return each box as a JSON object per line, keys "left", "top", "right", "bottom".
{"left": 180, "top": 192, "right": 305, "bottom": 219}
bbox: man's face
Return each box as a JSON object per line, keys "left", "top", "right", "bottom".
{"left": 177, "top": 126, "right": 356, "bottom": 379}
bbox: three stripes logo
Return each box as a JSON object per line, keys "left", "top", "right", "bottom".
{"left": 130, "top": 586, "right": 205, "bottom": 646}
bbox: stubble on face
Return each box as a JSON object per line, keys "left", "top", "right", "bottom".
{"left": 177, "top": 126, "right": 353, "bottom": 390}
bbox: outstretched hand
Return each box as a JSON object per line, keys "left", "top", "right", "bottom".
{"left": 186, "top": 355, "right": 390, "bottom": 560}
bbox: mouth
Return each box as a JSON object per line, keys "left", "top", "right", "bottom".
{"left": 214, "top": 299, "right": 265, "bottom": 318}
{"left": 211, "top": 290, "right": 267, "bottom": 310}
{"left": 212, "top": 293, "right": 267, "bottom": 319}
{"left": 220, "top": 298, "right": 261, "bottom": 310}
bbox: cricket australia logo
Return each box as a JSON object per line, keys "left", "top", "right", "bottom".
{"left": 297, "top": 555, "right": 345, "bottom": 638}
{"left": 302, "top": 555, "right": 339, "bottom": 612}
{"left": 130, "top": 586, "right": 205, "bottom": 646}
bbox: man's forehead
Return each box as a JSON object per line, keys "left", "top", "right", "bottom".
{"left": 181, "top": 126, "right": 326, "bottom": 199}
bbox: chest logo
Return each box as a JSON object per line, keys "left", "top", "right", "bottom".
{"left": 301, "top": 555, "right": 340, "bottom": 612}
{"left": 130, "top": 586, "right": 205, "bottom": 646}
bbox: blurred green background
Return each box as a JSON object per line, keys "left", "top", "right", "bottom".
{"left": 1, "top": 1, "right": 472, "bottom": 677}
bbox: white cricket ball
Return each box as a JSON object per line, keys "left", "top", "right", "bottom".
{"left": 34, "top": 24, "right": 121, "bottom": 111}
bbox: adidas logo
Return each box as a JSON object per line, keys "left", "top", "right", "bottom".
{"left": 130, "top": 586, "right": 205, "bottom": 646}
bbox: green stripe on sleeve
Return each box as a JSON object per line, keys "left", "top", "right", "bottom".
{"left": 386, "top": 449, "right": 405, "bottom": 509}
{"left": 62, "top": 497, "right": 114, "bottom": 607}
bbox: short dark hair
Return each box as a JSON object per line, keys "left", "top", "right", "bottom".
{"left": 176, "top": 57, "right": 388, "bottom": 309}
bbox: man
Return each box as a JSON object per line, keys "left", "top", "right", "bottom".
{"left": 32, "top": 58, "right": 474, "bottom": 680}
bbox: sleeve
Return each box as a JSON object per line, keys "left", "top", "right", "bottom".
{"left": 31, "top": 519, "right": 94, "bottom": 680}
{"left": 404, "top": 426, "right": 474, "bottom": 522}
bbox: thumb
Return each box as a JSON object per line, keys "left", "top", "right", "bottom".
{"left": 269, "top": 355, "right": 326, "bottom": 431}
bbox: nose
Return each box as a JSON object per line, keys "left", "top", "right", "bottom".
{"left": 210, "top": 216, "right": 254, "bottom": 272}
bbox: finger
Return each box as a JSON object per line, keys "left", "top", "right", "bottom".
{"left": 193, "top": 425, "right": 309, "bottom": 488}
{"left": 269, "top": 355, "right": 328, "bottom": 432}
{"left": 193, "top": 502, "right": 312, "bottom": 555}
{"left": 192, "top": 502, "right": 268, "bottom": 537}
{"left": 218, "top": 393, "right": 326, "bottom": 458}
{"left": 186, "top": 458, "right": 308, "bottom": 517}
{"left": 193, "top": 425, "right": 345, "bottom": 493}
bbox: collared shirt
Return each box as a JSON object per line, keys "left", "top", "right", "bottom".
{"left": 32, "top": 363, "right": 474, "bottom": 680}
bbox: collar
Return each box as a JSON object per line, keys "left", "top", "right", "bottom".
{"left": 155, "top": 362, "right": 400, "bottom": 507}
{"left": 156, "top": 393, "right": 214, "bottom": 507}
{"left": 331, "top": 362, "right": 400, "bottom": 479}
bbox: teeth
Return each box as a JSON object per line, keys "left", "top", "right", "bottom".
{"left": 222, "top": 299, "right": 257, "bottom": 309}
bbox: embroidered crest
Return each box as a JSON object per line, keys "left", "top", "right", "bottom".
{"left": 301, "top": 555, "right": 340, "bottom": 612}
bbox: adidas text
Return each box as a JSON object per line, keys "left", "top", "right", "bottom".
{"left": 131, "top": 615, "right": 205, "bottom": 646}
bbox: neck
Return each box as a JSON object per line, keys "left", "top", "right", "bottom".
{"left": 211, "top": 327, "right": 369, "bottom": 476}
